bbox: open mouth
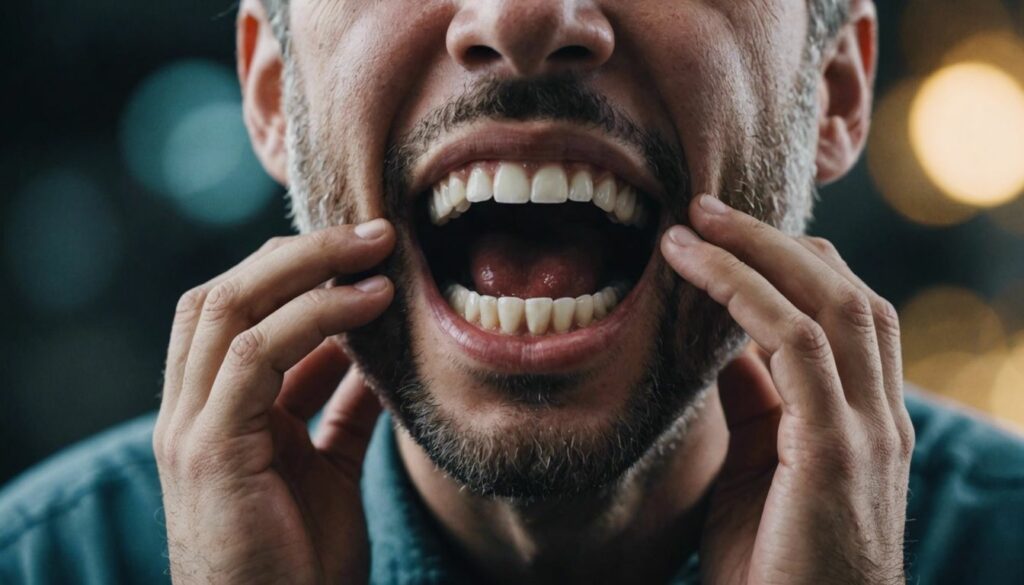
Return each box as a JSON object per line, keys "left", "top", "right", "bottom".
{"left": 414, "top": 160, "right": 661, "bottom": 338}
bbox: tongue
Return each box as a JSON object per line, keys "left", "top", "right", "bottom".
{"left": 469, "top": 230, "right": 604, "bottom": 299}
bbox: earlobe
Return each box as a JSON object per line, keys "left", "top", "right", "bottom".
{"left": 237, "top": 0, "right": 288, "bottom": 186}
{"left": 814, "top": 0, "right": 877, "bottom": 185}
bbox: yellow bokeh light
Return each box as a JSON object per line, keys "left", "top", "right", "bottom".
{"left": 1009, "top": 332, "right": 1024, "bottom": 376}
{"left": 909, "top": 62, "right": 1024, "bottom": 208}
{"left": 868, "top": 81, "right": 979, "bottom": 226}
{"left": 900, "top": 286, "right": 1024, "bottom": 431}
{"left": 990, "top": 359, "right": 1024, "bottom": 432}
{"left": 905, "top": 351, "right": 978, "bottom": 397}
{"left": 899, "top": 286, "right": 1006, "bottom": 366}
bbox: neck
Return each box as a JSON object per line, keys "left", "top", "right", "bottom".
{"left": 396, "top": 387, "right": 729, "bottom": 585}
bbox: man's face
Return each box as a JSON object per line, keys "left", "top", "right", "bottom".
{"left": 281, "top": 0, "right": 819, "bottom": 499}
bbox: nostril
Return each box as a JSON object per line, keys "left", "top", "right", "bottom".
{"left": 549, "top": 45, "right": 593, "bottom": 63}
{"left": 464, "top": 45, "right": 502, "bottom": 67}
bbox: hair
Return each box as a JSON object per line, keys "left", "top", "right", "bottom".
{"left": 259, "top": 0, "right": 850, "bottom": 54}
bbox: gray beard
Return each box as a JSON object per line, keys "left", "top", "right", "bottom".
{"left": 280, "top": 55, "right": 819, "bottom": 502}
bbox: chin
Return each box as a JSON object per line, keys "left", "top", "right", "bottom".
{"left": 342, "top": 163, "right": 743, "bottom": 499}
{"left": 341, "top": 120, "right": 745, "bottom": 500}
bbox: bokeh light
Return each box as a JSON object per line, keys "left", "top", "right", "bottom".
{"left": 900, "top": 286, "right": 1006, "bottom": 364}
{"left": 991, "top": 355, "right": 1024, "bottom": 429}
{"left": 944, "top": 33, "right": 1024, "bottom": 236}
{"left": 120, "top": 60, "right": 277, "bottom": 226}
{"left": 868, "top": 81, "right": 979, "bottom": 226}
{"left": 900, "top": 286, "right": 1024, "bottom": 431}
{"left": 4, "top": 170, "right": 123, "bottom": 312}
{"left": 909, "top": 62, "right": 1024, "bottom": 208}
{"left": 941, "top": 31, "right": 1024, "bottom": 82}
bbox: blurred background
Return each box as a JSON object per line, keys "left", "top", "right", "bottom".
{"left": 2, "top": 0, "right": 1024, "bottom": 484}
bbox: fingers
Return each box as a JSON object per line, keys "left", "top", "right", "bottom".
{"left": 687, "top": 195, "right": 887, "bottom": 417}
{"left": 159, "top": 236, "right": 296, "bottom": 427}
{"left": 201, "top": 276, "right": 393, "bottom": 435}
{"left": 797, "top": 238, "right": 912, "bottom": 443}
{"left": 276, "top": 339, "right": 352, "bottom": 421}
{"left": 661, "top": 225, "right": 845, "bottom": 417}
{"left": 313, "top": 367, "right": 383, "bottom": 479}
{"left": 174, "top": 221, "right": 394, "bottom": 428}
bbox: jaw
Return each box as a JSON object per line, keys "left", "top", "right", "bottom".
{"left": 338, "top": 118, "right": 743, "bottom": 498}
{"left": 369, "top": 160, "right": 680, "bottom": 457}
{"left": 340, "top": 159, "right": 743, "bottom": 500}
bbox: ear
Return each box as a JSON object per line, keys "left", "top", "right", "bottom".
{"left": 237, "top": 0, "right": 288, "bottom": 185}
{"left": 815, "top": 0, "right": 877, "bottom": 185}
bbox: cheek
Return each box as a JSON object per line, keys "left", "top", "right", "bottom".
{"left": 607, "top": 0, "right": 807, "bottom": 192}
{"left": 289, "top": 1, "right": 455, "bottom": 213}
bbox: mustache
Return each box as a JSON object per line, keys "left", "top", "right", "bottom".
{"left": 382, "top": 75, "right": 691, "bottom": 221}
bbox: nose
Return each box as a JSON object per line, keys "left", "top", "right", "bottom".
{"left": 447, "top": 0, "right": 614, "bottom": 77}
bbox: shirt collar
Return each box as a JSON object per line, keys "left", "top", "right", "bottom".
{"left": 361, "top": 411, "right": 700, "bottom": 584}
{"left": 362, "top": 412, "right": 479, "bottom": 584}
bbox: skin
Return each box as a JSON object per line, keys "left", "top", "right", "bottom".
{"left": 153, "top": 0, "right": 912, "bottom": 583}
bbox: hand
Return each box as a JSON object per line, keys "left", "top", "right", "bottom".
{"left": 661, "top": 196, "right": 914, "bottom": 584}
{"left": 153, "top": 220, "right": 396, "bottom": 584}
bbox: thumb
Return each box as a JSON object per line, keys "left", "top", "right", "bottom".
{"left": 718, "top": 342, "right": 780, "bottom": 429}
{"left": 276, "top": 339, "right": 352, "bottom": 420}
{"left": 716, "top": 342, "right": 782, "bottom": 482}
{"left": 313, "top": 366, "right": 383, "bottom": 478}
{"left": 700, "top": 344, "right": 782, "bottom": 583}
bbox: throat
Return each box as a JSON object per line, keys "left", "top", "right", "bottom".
{"left": 393, "top": 409, "right": 727, "bottom": 585}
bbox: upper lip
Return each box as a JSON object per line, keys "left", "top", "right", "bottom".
{"left": 407, "top": 121, "right": 666, "bottom": 205}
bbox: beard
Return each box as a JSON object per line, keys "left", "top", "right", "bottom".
{"left": 281, "top": 60, "right": 818, "bottom": 502}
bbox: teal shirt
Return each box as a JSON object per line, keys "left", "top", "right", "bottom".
{"left": 2, "top": 392, "right": 1023, "bottom": 584}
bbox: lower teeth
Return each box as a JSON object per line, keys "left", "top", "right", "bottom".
{"left": 445, "top": 282, "right": 630, "bottom": 336}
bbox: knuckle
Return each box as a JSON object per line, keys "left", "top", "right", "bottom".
{"left": 154, "top": 432, "right": 182, "bottom": 471}
{"left": 784, "top": 314, "right": 831, "bottom": 358}
{"left": 873, "top": 297, "right": 902, "bottom": 335}
{"left": 261, "top": 236, "right": 289, "bottom": 253}
{"left": 151, "top": 430, "right": 165, "bottom": 462}
{"left": 718, "top": 253, "right": 748, "bottom": 280}
{"left": 175, "top": 287, "right": 208, "bottom": 319}
{"left": 228, "top": 328, "right": 266, "bottom": 367}
{"left": 833, "top": 287, "right": 875, "bottom": 331}
{"left": 302, "top": 287, "right": 332, "bottom": 309}
{"left": 707, "top": 254, "right": 747, "bottom": 299}
{"left": 896, "top": 413, "right": 916, "bottom": 459}
{"left": 749, "top": 217, "right": 771, "bottom": 235}
{"left": 807, "top": 236, "right": 840, "bottom": 259}
{"left": 309, "top": 228, "right": 339, "bottom": 253}
{"left": 903, "top": 428, "right": 917, "bottom": 460}
{"left": 203, "top": 280, "right": 242, "bottom": 320}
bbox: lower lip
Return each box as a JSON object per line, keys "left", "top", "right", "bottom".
{"left": 416, "top": 237, "right": 662, "bottom": 374}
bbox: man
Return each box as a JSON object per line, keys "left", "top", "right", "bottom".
{"left": 2, "top": 0, "right": 1023, "bottom": 583}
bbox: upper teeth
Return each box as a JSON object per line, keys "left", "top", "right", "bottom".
{"left": 429, "top": 162, "right": 650, "bottom": 227}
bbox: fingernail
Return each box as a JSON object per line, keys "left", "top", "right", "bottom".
{"left": 698, "top": 194, "right": 729, "bottom": 215}
{"left": 354, "top": 275, "right": 389, "bottom": 293}
{"left": 667, "top": 225, "right": 700, "bottom": 246}
{"left": 354, "top": 219, "right": 388, "bottom": 240}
